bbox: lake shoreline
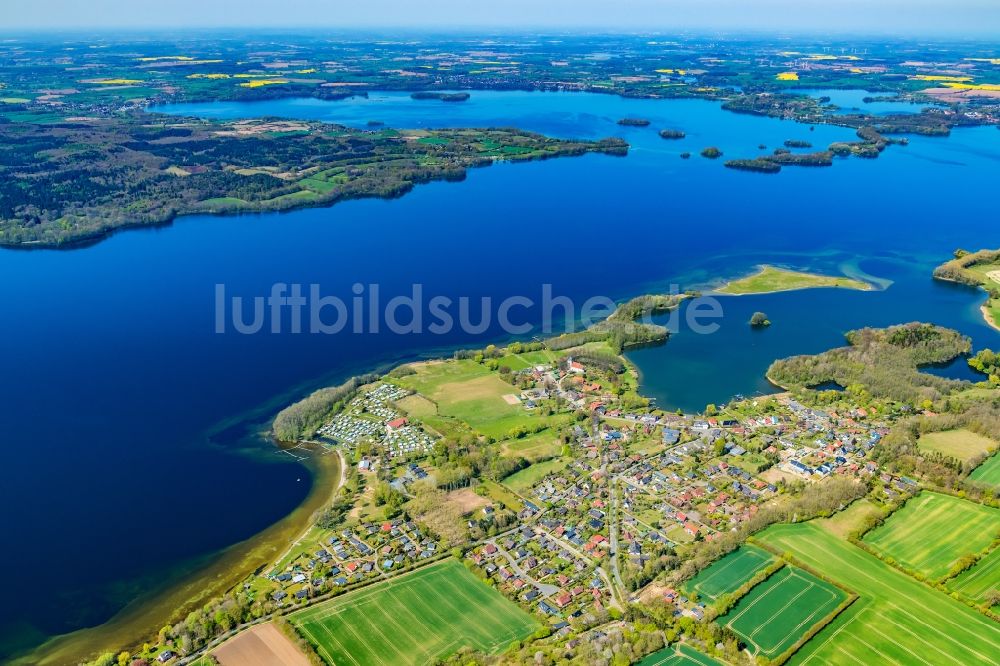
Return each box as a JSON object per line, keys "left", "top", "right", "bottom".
{"left": 25, "top": 254, "right": 988, "bottom": 663}
{"left": 22, "top": 447, "right": 343, "bottom": 666}
{"left": 4, "top": 87, "right": 999, "bottom": 665}
{"left": 981, "top": 303, "right": 1000, "bottom": 333}
{"left": 931, "top": 250, "right": 1000, "bottom": 335}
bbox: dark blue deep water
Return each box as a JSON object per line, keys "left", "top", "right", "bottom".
{"left": 3, "top": 90, "right": 998, "bottom": 658}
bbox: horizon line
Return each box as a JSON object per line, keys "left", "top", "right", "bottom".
{"left": 2, "top": 26, "right": 999, "bottom": 40}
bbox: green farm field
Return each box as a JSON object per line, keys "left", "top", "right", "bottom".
{"left": 721, "top": 566, "right": 846, "bottom": 660}
{"left": 291, "top": 559, "right": 538, "bottom": 666}
{"left": 862, "top": 492, "right": 999, "bottom": 581}
{"left": 760, "top": 523, "right": 1000, "bottom": 665}
{"left": 947, "top": 546, "right": 1000, "bottom": 607}
{"left": 683, "top": 545, "right": 775, "bottom": 604}
{"left": 636, "top": 644, "right": 724, "bottom": 666}
{"left": 970, "top": 453, "right": 1000, "bottom": 487}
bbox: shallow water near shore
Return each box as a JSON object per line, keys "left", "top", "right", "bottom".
{"left": 4, "top": 89, "right": 1000, "bottom": 661}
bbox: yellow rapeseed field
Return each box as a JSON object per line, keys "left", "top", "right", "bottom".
{"left": 912, "top": 74, "right": 973, "bottom": 82}
{"left": 137, "top": 56, "right": 194, "bottom": 62}
{"left": 93, "top": 79, "right": 143, "bottom": 85}
{"left": 239, "top": 79, "right": 289, "bottom": 88}
{"left": 943, "top": 82, "right": 1000, "bottom": 91}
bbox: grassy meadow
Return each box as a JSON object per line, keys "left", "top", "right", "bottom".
{"left": 502, "top": 457, "right": 570, "bottom": 493}
{"left": 479, "top": 479, "right": 525, "bottom": 511}
{"left": 395, "top": 359, "right": 566, "bottom": 440}
{"left": 918, "top": 428, "right": 997, "bottom": 461}
{"left": 500, "top": 429, "right": 564, "bottom": 461}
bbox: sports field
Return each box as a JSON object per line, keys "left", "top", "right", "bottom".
{"left": 862, "top": 491, "right": 999, "bottom": 580}
{"left": 683, "top": 545, "right": 775, "bottom": 604}
{"left": 970, "top": 453, "right": 1000, "bottom": 487}
{"left": 636, "top": 644, "right": 724, "bottom": 666}
{"left": 760, "top": 523, "right": 1000, "bottom": 665}
{"left": 947, "top": 546, "right": 1000, "bottom": 607}
{"left": 918, "top": 428, "right": 996, "bottom": 461}
{"left": 720, "top": 566, "right": 846, "bottom": 659}
{"left": 291, "top": 559, "right": 539, "bottom": 666}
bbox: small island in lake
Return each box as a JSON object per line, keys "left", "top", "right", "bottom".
{"left": 724, "top": 158, "right": 781, "bottom": 173}
{"left": 618, "top": 117, "right": 651, "bottom": 126}
{"left": 658, "top": 128, "right": 686, "bottom": 139}
{"left": 750, "top": 311, "right": 771, "bottom": 327}
{"left": 933, "top": 248, "right": 1000, "bottom": 332}
{"left": 724, "top": 127, "right": 905, "bottom": 174}
{"left": 769, "top": 150, "right": 835, "bottom": 166}
{"left": 700, "top": 146, "right": 723, "bottom": 158}
{"left": 724, "top": 149, "right": 839, "bottom": 173}
{"left": 410, "top": 91, "right": 470, "bottom": 102}
{"left": 718, "top": 265, "right": 873, "bottom": 295}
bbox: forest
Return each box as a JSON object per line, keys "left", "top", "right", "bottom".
{"left": 767, "top": 322, "right": 972, "bottom": 404}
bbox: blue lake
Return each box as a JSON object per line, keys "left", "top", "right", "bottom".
{"left": 791, "top": 87, "right": 942, "bottom": 116}
{"left": 4, "top": 90, "right": 999, "bottom": 659}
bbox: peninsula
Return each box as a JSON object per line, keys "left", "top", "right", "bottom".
{"left": 717, "top": 265, "right": 873, "bottom": 295}
{"left": 0, "top": 118, "right": 625, "bottom": 247}
{"left": 933, "top": 249, "right": 1000, "bottom": 332}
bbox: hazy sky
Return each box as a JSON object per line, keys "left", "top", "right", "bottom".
{"left": 5, "top": 0, "right": 1000, "bottom": 36}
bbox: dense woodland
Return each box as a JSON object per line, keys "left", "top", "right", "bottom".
{"left": 767, "top": 322, "right": 972, "bottom": 404}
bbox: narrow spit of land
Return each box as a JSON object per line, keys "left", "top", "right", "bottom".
{"left": 716, "top": 265, "right": 873, "bottom": 295}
